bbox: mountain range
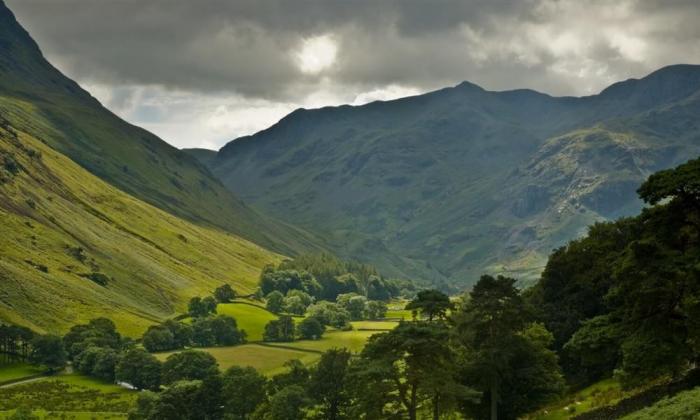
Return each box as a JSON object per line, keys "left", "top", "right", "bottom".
{"left": 191, "top": 64, "right": 700, "bottom": 285}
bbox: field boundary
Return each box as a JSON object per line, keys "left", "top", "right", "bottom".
{"left": 253, "top": 342, "right": 324, "bottom": 355}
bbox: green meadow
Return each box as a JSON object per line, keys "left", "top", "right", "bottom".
{"left": 0, "top": 362, "right": 43, "bottom": 385}
{"left": 211, "top": 301, "right": 278, "bottom": 341}
{"left": 0, "top": 373, "right": 136, "bottom": 419}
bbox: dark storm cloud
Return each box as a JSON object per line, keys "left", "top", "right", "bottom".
{"left": 8, "top": 0, "right": 700, "bottom": 99}
{"left": 5, "top": 0, "right": 700, "bottom": 148}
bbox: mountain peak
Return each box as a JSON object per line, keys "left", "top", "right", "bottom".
{"left": 598, "top": 64, "right": 700, "bottom": 105}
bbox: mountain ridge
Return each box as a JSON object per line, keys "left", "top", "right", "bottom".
{"left": 195, "top": 64, "right": 700, "bottom": 285}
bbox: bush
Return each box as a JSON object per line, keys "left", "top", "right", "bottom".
{"left": 214, "top": 284, "right": 237, "bottom": 303}
{"left": 161, "top": 350, "right": 219, "bottom": 384}
{"left": 263, "top": 316, "right": 295, "bottom": 342}
{"left": 142, "top": 326, "right": 175, "bottom": 352}
{"left": 298, "top": 317, "right": 325, "bottom": 340}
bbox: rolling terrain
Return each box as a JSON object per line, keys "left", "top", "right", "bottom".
{"left": 196, "top": 65, "right": 700, "bottom": 285}
{"left": 0, "top": 0, "right": 322, "bottom": 258}
{"left": 0, "top": 0, "right": 327, "bottom": 334}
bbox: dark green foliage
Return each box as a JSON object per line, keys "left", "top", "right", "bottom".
{"left": 262, "top": 385, "right": 309, "bottom": 420}
{"left": 142, "top": 326, "right": 175, "bottom": 353}
{"left": 259, "top": 267, "right": 322, "bottom": 299}
{"left": 221, "top": 366, "right": 268, "bottom": 420}
{"left": 188, "top": 296, "right": 217, "bottom": 318}
{"left": 297, "top": 317, "right": 325, "bottom": 340}
{"left": 336, "top": 293, "right": 367, "bottom": 321}
{"left": 7, "top": 408, "right": 38, "bottom": 420}
{"left": 161, "top": 350, "right": 219, "bottom": 385}
{"left": 265, "top": 291, "right": 285, "bottom": 314}
{"left": 351, "top": 321, "right": 475, "bottom": 420}
{"left": 309, "top": 348, "right": 352, "bottom": 420}
{"left": 83, "top": 272, "right": 110, "bottom": 286}
{"left": 405, "top": 289, "right": 452, "bottom": 321}
{"left": 29, "top": 334, "right": 66, "bottom": 373}
{"left": 268, "top": 359, "right": 310, "bottom": 394}
{"left": 366, "top": 300, "right": 388, "bottom": 320}
{"left": 62, "top": 317, "right": 122, "bottom": 359}
{"left": 530, "top": 157, "right": 700, "bottom": 387}
{"left": 306, "top": 301, "right": 352, "bottom": 329}
{"left": 454, "top": 275, "right": 564, "bottom": 420}
{"left": 142, "top": 320, "right": 193, "bottom": 352}
{"left": 191, "top": 315, "right": 245, "bottom": 347}
{"left": 116, "top": 348, "right": 161, "bottom": 391}
{"left": 214, "top": 284, "right": 237, "bottom": 303}
{"left": 263, "top": 316, "right": 295, "bottom": 342}
{"left": 129, "top": 378, "right": 223, "bottom": 420}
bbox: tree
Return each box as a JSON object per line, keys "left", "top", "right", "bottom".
{"left": 454, "top": 275, "right": 563, "bottom": 420}
{"left": 30, "top": 335, "right": 66, "bottom": 373}
{"left": 297, "top": 317, "right": 325, "bottom": 340}
{"left": 306, "top": 302, "right": 351, "bottom": 330}
{"left": 188, "top": 297, "right": 207, "bottom": 318}
{"left": 162, "top": 320, "right": 192, "bottom": 349}
{"left": 265, "top": 291, "right": 284, "bottom": 314}
{"left": 222, "top": 366, "right": 268, "bottom": 420}
{"left": 309, "top": 349, "right": 352, "bottom": 420}
{"left": 116, "top": 348, "right": 161, "bottom": 391}
{"left": 210, "top": 315, "right": 246, "bottom": 346}
{"left": 405, "top": 289, "right": 452, "bottom": 321}
{"left": 162, "top": 350, "right": 219, "bottom": 384}
{"left": 191, "top": 317, "right": 216, "bottom": 347}
{"left": 263, "top": 316, "right": 295, "bottom": 342}
{"left": 366, "top": 301, "right": 388, "bottom": 320}
{"left": 92, "top": 347, "right": 118, "bottom": 382}
{"left": 214, "top": 284, "right": 237, "bottom": 303}
{"left": 142, "top": 326, "right": 175, "bottom": 353}
{"left": 351, "top": 322, "right": 476, "bottom": 420}
{"left": 337, "top": 293, "right": 367, "bottom": 320}
{"left": 62, "top": 318, "right": 122, "bottom": 359}
{"left": 202, "top": 296, "right": 218, "bottom": 315}
{"left": 129, "top": 378, "right": 223, "bottom": 420}
{"left": 267, "top": 385, "right": 309, "bottom": 420}
{"left": 283, "top": 295, "right": 307, "bottom": 316}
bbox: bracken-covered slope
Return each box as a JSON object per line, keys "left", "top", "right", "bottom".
{"left": 0, "top": 121, "right": 282, "bottom": 336}
{"left": 0, "top": 0, "right": 323, "bottom": 257}
{"left": 199, "top": 65, "right": 700, "bottom": 285}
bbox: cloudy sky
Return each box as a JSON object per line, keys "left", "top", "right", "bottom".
{"left": 7, "top": 0, "right": 700, "bottom": 150}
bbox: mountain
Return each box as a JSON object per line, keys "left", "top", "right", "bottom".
{"left": 196, "top": 65, "right": 700, "bottom": 285}
{"left": 0, "top": 0, "right": 322, "bottom": 257}
{"left": 0, "top": 0, "right": 325, "bottom": 334}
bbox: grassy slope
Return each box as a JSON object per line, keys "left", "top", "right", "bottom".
{"left": 0, "top": 373, "right": 135, "bottom": 419}
{"left": 0, "top": 123, "right": 282, "bottom": 336}
{"left": 0, "top": 363, "right": 43, "bottom": 384}
{"left": 214, "top": 302, "right": 278, "bottom": 341}
{"left": 157, "top": 344, "right": 320, "bottom": 377}
{"left": 621, "top": 387, "right": 700, "bottom": 420}
{"left": 0, "top": 0, "right": 323, "bottom": 261}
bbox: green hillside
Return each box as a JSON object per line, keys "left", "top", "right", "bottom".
{"left": 0, "top": 0, "right": 323, "bottom": 258}
{"left": 198, "top": 65, "right": 700, "bottom": 286}
{"left": 0, "top": 121, "right": 282, "bottom": 336}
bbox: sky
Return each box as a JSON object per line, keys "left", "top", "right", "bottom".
{"left": 7, "top": 0, "right": 700, "bottom": 150}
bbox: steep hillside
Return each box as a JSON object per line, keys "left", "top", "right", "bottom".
{"left": 200, "top": 65, "right": 700, "bottom": 285}
{"left": 0, "top": 0, "right": 322, "bottom": 257}
{"left": 0, "top": 119, "right": 282, "bottom": 336}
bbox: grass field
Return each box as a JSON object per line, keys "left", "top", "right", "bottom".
{"left": 0, "top": 373, "right": 136, "bottom": 419}
{"left": 156, "top": 344, "right": 320, "bottom": 376}
{"left": 214, "top": 301, "right": 278, "bottom": 341}
{"left": 0, "top": 363, "right": 43, "bottom": 384}
{"left": 266, "top": 330, "right": 381, "bottom": 353}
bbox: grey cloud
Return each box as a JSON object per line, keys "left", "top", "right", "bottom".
{"left": 7, "top": 0, "right": 700, "bottom": 100}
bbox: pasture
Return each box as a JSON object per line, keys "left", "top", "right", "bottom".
{"left": 0, "top": 373, "right": 136, "bottom": 419}
{"left": 0, "top": 362, "right": 43, "bottom": 385}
